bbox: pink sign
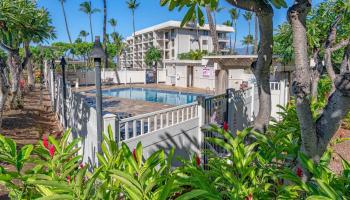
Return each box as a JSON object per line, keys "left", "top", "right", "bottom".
{"left": 203, "top": 67, "right": 210, "bottom": 77}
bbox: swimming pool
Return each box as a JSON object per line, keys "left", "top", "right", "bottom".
{"left": 96, "top": 87, "right": 204, "bottom": 106}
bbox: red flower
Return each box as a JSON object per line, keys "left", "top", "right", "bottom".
{"left": 42, "top": 136, "right": 49, "bottom": 149}
{"left": 223, "top": 121, "right": 229, "bottom": 131}
{"left": 245, "top": 193, "right": 253, "bottom": 200}
{"left": 49, "top": 145, "right": 55, "bottom": 158}
{"left": 296, "top": 167, "right": 303, "bottom": 178}
{"left": 67, "top": 176, "right": 71, "bottom": 184}
{"left": 80, "top": 163, "right": 84, "bottom": 169}
{"left": 195, "top": 154, "right": 200, "bottom": 167}
{"left": 132, "top": 149, "right": 137, "bottom": 162}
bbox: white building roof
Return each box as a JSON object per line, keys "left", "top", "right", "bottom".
{"left": 126, "top": 20, "right": 234, "bottom": 40}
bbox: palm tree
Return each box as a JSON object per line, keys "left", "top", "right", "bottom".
{"left": 109, "top": 18, "right": 117, "bottom": 33}
{"left": 79, "top": 30, "right": 89, "bottom": 42}
{"left": 253, "top": 14, "right": 259, "bottom": 54}
{"left": 213, "top": 6, "right": 225, "bottom": 26}
{"left": 126, "top": 0, "right": 140, "bottom": 68}
{"left": 242, "top": 35, "right": 253, "bottom": 55}
{"left": 103, "top": 0, "right": 107, "bottom": 69}
{"left": 229, "top": 8, "right": 240, "bottom": 53}
{"left": 243, "top": 11, "right": 253, "bottom": 54}
{"left": 59, "top": 0, "right": 72, "bottom": 43}
{"left": 243, "top": 11, "right": 253, "bottom": 36}
{"left": 79, "top": 1, "right": 100, "bottom": 42}
{"left": 223, "top": 20, "right": 233, "bottom": 54}
{"left": 205, "top": 5, "right": 219, "bottom": 54}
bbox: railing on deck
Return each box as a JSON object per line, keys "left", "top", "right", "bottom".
{"left": 117, "top": 102, "right": 198, "bottom": 142}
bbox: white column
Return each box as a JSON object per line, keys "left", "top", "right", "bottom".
{"left": 103, "top": 113, "right": 117, "bottom": 141}
{"left": 196, "top": 97, "right": 206, "bottom": 158}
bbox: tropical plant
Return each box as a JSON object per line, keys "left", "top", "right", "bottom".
{"left": 253, "top": 14, "right": 259, "bottom": 54}
{"left": 59, "top": 0, "right": 72, "bottom": 44}
{"left": 243, "top": 11, "right": 253, "bottom": 54}
{"left": 145, "top": 47, "right": 162, "bottom": 83}
{"left": 108, "top": 18, "right": 117, "bottom": 33}
{"left": 223, "top": 20, "right": 233, "bottom": 53}
{"left": 79, "top": 30, "right": 89, "bottom": 42}
{"left": 178, "top": 50, "right": 208, "bottom": 60}
{"left": 79, "top": 1, "right": 100, "bottom": 42}
{"left": 0, "top": 0, "right": 55, "bottom": 109}
{"left": 229, "top": 8, "right": 240, "bottom": 53}
{"left": 110, "top": 32, "right": 125, "bottom": 69}
{"left": 242, "top": 34, "right": 254, "bottom": 54}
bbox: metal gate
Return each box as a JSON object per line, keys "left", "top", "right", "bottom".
{"left": 202, "top": 92, "right": 229, "bottom": 166}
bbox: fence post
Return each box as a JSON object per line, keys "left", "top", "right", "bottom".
{"left": 103, "top": 113, "right": 117, "bottom": 141}
{"left": 196, "top": 96, "right": 206, "bottom": 159}
{"left": 226, "top": 88, "right": 235, "bottom": 134}
{"left": 250, "top": 86, "right": 255, "bottom": 122}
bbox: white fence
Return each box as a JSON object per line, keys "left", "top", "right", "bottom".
{"left": 66, "top": 69, "right": 166, "bottom": 86}
{"left": 49, "top": 68, "right": 289, "bottom": 166}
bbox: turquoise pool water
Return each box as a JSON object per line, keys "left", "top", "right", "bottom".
{"left": 98, "top": 87, "right": 203, "bottom": 106}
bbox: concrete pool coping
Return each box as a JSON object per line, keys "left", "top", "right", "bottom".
{"left": 73, "top": 84, "right": 212, "bottom": 117}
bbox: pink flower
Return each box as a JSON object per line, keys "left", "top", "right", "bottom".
{"left": 42, "top": 136, "right": 49, "bottom": 149}
{"left": 80, "top": 163, "right": 84, "bottom": 169}
{"left": 67, "top": 176, "right": 71, "bottom": 184}
{"left": 245, "top": 193, "right": 253, "bottom": 200}
{"left": 223, "top": 121, "right": 229, "bottom": 131}
{"left": 296, "top": 167, "right": 303, "bottom": 178}
{"left": 49, "top": 145, "right": 55, "bottom": 158}
{"left": 195, "top": 154, "right": 200, "bottom": 167}
{"left": 132, "top": 149, "right": 137, "bottom": 162}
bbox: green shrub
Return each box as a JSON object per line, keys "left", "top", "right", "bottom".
{"left": 344, "top": 112, "right": 350, "bottom": 129}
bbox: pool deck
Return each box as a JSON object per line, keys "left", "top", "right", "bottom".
{"left": 74, "top": 84, "right": 211, "bottom": 116}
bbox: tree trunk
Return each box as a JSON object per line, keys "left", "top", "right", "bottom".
{"left": 226, "top": 0, "right": 273, "bottom": 132}
{"left": 340, "top": 42, "right": 350, "bottom": 73}
{"left": 288, "top": 0, "right": 350, "bottom": 164}
{"left": 288, "top": 0, "right": 319, "bottom": 160}
{"left": 60, "top": 0, "right": 72, "bottom": 44}
{"left": 310, "top": 49, "right": 324, "bottom": 99}
{"left": 8, "top": 51, "right": 22, "bottom": 109}
{"left": 132, "top": 10, "right": 136, "bottom": 68}
{"left": 233, "top": 20, "right": 237, "bottom": 53}
{"left": 89, "top": 13, "right": 94, "bottom": 42}
{"left": 205, "top": 5, "right": 219, "bottom": 54}
{"left": 27, "top": 60, "right": 35, "bottom": 91}
{"left": 0, "top": 57, "right": 9, "bottom": 130}
{"left": 253, "top": 15, "right": 259, "bottom": 54}
{"left": 103, "top": 0, "right": 108, "bottom": 69}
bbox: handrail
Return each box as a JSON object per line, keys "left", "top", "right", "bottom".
{"left": 120, "top": 102, "right": 198, "bottom": 123}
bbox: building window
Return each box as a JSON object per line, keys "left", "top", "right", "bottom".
{"left": 202, "top": 40, "right": 208, "bottom": 45}
{"left": 203, "top": 30, "right": 209, "bottom": 36}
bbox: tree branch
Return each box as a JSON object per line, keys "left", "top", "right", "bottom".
{"left": 330, "top": 37, "right": 350, "bottom": 52}
{"left": 340, "top": 41, "right": 350, "bottom": 73}
{"left": 316, "top": 73, "right": 350, "bottom": 154}
{"left": 0, "top": 42, "right": 16, "bottom": 52}
{"left": 21, "top": 41, "right": 32, "bottom": 70}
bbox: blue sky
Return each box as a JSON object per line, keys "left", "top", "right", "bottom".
{"left": 37, "top": 0, "right": 322, "bottom": 48}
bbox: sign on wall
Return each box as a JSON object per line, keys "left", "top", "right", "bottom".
{"left": 203, "top": 67, "right": 210, "bottom": 77}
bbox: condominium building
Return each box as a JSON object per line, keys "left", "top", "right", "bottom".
{"left": 120, "top": 20, "right": 234, "bottom": 69}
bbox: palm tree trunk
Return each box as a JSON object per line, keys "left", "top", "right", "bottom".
{"left": 253, "top": 15, "right": 259, "bottom": 54}
{"left": 205, "top": 5, "right": 219, "bottom": 54}
{"left": 233, "top": 20, "right": 237, "bottom": 53}
{"left": 103, "top": 0, "right": 108, "bottom": 69}
{"left": 132, "top": 9, "right": 136, "bottom": 68}
{"left": 60, "top": 0, "right": 72, "bottom": 44}
{"left": 89, "top": 14, "right": 94, "bottom": 42}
